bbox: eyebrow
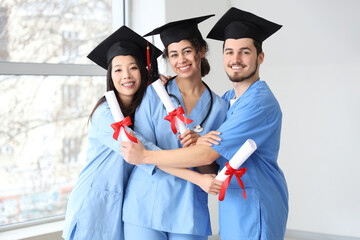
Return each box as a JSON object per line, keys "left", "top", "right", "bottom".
{"left": 168, "top": 46, "right": 192, "bottom": 54}
{"left": 181, "top": 46, "right": 192, "bottom": 51}
{"left": 224, "top": 47, "right": 252, "bottom": 52}
{"left": 113, "top": 62, "right": 137, "bottom": 68}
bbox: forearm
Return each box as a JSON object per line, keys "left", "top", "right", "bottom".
{"left": 158, "top": 165, "right": 223, "bottom": 195}
{"left": 144, "top": 145, "right": 220, "bottom": 168}
{"left": 157, "top": 166, "right": 202, "bottom": 186}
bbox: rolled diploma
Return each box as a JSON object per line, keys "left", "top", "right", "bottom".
{"left": 151, "top": 79, "right": 187, "bottom": 134}
{"left": 215, "top": 139, "right": 257, "bottom": 181}
{"left": 104, "top": 90, "right": 131, "bottom": 142}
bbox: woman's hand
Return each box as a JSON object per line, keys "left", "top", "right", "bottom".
{"left": 196, "top": 174, "right": 223, "bottom": 195}
{"left": 196, "top": 131, "right": 222, "bottom": 147}
{"left": 159, "top": 74, "right": 172, "bottom": 85}
{"left": 120, "top": 132, "right": 146, "bottom": 165}
{"left": 178, "top": 129, "right": 200, "bottom": 147}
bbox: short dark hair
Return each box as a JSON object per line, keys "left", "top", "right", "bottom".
{"left": 253, "top": 40, "right": 262, "bottom": 56}
{"left": 163, "top": 37, "right": 211, "bottom": 77}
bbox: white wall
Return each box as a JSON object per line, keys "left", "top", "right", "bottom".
{"left": 130, "top": 0, "right": 360, "bottom": 238}
{"left": 231, "top": 0, "right": 360, "bottom": 238}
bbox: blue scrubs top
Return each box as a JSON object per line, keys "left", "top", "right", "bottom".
{"left": 212, "top": 80, "right": 289, "bottom": 240}
{"left": 123, "top": 80, "right": 228, "bottom": 236}
{"left": 62, "top": 101, "right": 159, "bottom": 240}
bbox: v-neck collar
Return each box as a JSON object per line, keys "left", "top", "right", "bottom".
{"left": 228, "top": 79, "right": 261, "bottom": 109}
{"left": 167, "top": 79, "right": 211, "bottom": 126}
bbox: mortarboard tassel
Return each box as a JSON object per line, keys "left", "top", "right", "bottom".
{"left": 146, "top": 41, "right": 151, "bottom": 77}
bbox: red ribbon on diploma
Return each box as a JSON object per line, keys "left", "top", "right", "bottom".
{"left": 111, "top": 116, "right": 138, "bottom": 143}
{"left": 164, "top": 106, "right": 193, "bottom": 134}
{"left": 218, "top": 162, "right": 247, "bottom": 201}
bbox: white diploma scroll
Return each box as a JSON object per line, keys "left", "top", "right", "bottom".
{"left": 104, "top": 90, "right": 131, "bottom": 142}
{"left": 216, "top": 139, "right": 257, "bottom": 181}
{"left": 151, "top": 79, "right": 187, "bottom": 134}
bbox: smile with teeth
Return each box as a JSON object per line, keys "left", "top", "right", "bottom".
{"left": 122, "top": 82, "right": 135, "bottom": 87}
{"left": 178, "top": 65, "right": 190, "bottom": 71}
{"left": 230, "top": 65, "right": 246, "bottom": 70}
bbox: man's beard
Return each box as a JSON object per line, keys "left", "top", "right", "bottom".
{"left": 227, "top": 59, "right": 258, "bottom": 83}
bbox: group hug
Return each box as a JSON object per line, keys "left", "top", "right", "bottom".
{"left": 62, "top": 7, "right": 289, "bottom": 240}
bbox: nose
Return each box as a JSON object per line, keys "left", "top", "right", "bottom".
{"left": 178, "top": 53, "right": 187, "bottom": 63}
{"left": 234, "top": 52, "right": 242, "bottom": 62}
{"left": 122, "top": 69, "right": 131, "bottom": 79}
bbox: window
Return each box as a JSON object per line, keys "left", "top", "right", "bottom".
{"left": 0, "top": 0, "right": 126, "bottom": 227}
{"left": 0, "top": 0, "right": 114, "bottom": 64}
{"left": 0, "top": 75, "right": 105, "bottom": 225}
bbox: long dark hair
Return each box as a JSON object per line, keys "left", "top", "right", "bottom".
{"left": 88, "top": 55, "right": 149, "bottom": 129}
{"left": 163, "top": 37, "right": 210, "bottom": 77}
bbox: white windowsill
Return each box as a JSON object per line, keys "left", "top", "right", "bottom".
{"left": 0, "top": 219, "right": 64, "bottom": 240}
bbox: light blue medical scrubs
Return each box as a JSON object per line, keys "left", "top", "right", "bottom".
{"left": 123, "top": 79, "right": 228, "bottom": 239}
{"left": 212, "top": 79, "right": 289, "bottom": 240}
{"left": 62, "top": 101, "right": 159, "bottom": 240}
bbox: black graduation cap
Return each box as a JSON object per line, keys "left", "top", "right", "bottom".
{"left": 207, "top": 7, "right": 282, "bottom": 44}
{"left": 87, "top": 25, "right": 162, "bottom": 81}
{"left": 144, "top": 14, "right": 215, "bottom": 48}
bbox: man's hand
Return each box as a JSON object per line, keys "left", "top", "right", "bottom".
{"left": 120, "top": 132, "right": 147, "bottom": 165}
{"left": 178, "top": 129, "right": 200, "bottom": 147}
{"left": 196, "top": 131, "right": 222, "bottom": 147}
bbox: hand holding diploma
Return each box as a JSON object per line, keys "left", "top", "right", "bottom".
{"left": 178, "top": 129, "right": 200, "bottom": 147}
{"left": 152, "top": 79, "right": 193, "bottom": 134}
{"left": 196, "top": 173, "right": 223, "bottom": 195}
{"left": 216, "top": 139, "right": 257, "bottom": 201}
{"left": 104, "top": 90, "right": 137, "bottom": 143}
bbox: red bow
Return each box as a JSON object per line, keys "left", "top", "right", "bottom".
{"left": 110, "top": 116, "right": 138, "bottom": 143}
{"left": 218, "top": 162, "right": 247, "bottom": 201}
{"left": 164, "top": 106, "right": 193, "bottom": 134}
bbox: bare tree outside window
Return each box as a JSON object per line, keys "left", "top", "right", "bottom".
{"left": 0, "top": 0, "right": 113, "bottom": 225}
{"left": 0, "top": 75, "right": 105, "bottom": 225}
{"left": 0, "top": 0, "right": 112, "bottom": 64}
